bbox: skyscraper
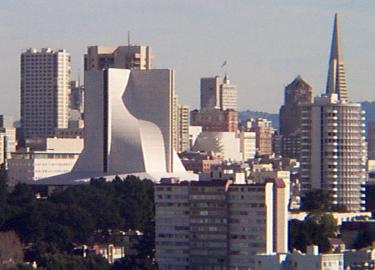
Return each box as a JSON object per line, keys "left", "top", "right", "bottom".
{"left": 299, "top": 14, "right": 366, "bottom": 211}
{"left": 279, "top": 76, "right": 312, "bottom": 158}
{"left": 200, "top": 75, "right": 237, "bottom": 111}
{"left": 200, "top": 76, "right": 221, "bottom": 110}
{"left": 21, "top": 48, "right": 71, "bottom": 140}
{"left": 84, "top": 45, "right": 152, "bottom": 71}
{"left": 280, "top": 76, "right": 312, "bottom": 136}
{"left": 220, "top": 74, "right": 237, "bottom": 111}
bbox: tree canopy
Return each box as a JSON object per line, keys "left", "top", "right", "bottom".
{"left": 0, "top": 175, "right": 157, "bottom": 269}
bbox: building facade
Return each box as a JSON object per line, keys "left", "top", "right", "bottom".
{"left": 176, "top": 104, "right": 190, "bottom": 153}
{"left": 21, "top": 48, "right": 71, "bottom": 140}
{"left": 155, "top": 178, "right": 289, "bottom": 270}
{"left": 7, "top": 137, "right": 83, "bottom": 184}
{"left": 243, "top": 118, "right": 275, "bottom": 156}
{"left": 191, "top": 109, "right": 238, "bottom": 132}
{"left": 84, "top": 45, "right": 152, "bottom": 71}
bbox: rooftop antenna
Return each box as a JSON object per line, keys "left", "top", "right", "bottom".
{"left": 77, "top": 69, "right": 81, "bottom": 86}
{"left": 221, "top": 60, "right": 228, "bottom": 78}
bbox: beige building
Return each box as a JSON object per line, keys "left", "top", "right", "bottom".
{"left": 84, "top": 45, "right": 152, "bottom": 71}
{"left": 173, "top": 96, "right": 190, "bottom": 153}
{"left": 155, "top": 178, "right": 289, "bottom": 270}
{"left": 176, "top": 104, "right": 190, "bottom": 153}
{"left": 21, "top": 48, "right": 71, "bottom": 140}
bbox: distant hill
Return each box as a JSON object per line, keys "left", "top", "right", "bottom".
{"left": 239, "top": 110, "right": 279, "bottom": 130}
{"left": 240, "top": 101, "right": 375, "bottom": 132}
{"left": 361, "top": 101, "right": 375, "bottom": 124}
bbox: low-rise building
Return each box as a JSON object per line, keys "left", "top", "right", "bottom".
{"left": 7, "top": 137, "right": 83, "bottom": 184}
{"left": 255, "top": 245, "right": 344, "bottom": 270}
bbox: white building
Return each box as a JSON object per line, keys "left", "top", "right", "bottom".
{"left": 192, "top": 131, "right": 256, "bottom": 162}
{"left": 255, "top": 246, "right": 344, "bottom": 270}
{"left": 34, "top": 68, "right": 196, "bottom": 184}
{"left": 21, "top": 48, "right": 71, "bottom": 140}
{"left": 8, "top": 137, "right": 83, "bottom": 184}
{"left": 155, "top": 178, "right": 289, "bottom": 270}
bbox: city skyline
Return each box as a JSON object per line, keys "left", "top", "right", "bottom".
{"left": 0, "top": 1, "right": 374, "bottom": 117}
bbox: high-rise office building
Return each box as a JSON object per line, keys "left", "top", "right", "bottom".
{"left": 280, "top": 76, "right": 312, "bottom": 136}
{"left": 279, "top": 76, "right": 312, "bottom": 158}
{"left": 155, "top": 178, "right": 289, "bottom": 270}
{"left": 200, "top": 76, "right": 221, "bottom": 110}
{"left": 200, "top": 75, "right": 237, "bottom": 111}
{"left": 21, "top": 48, "right": 71, "bottom": 140}
{"left": 220, "top": 74, "right": 237, "bottom": 111}
{"left": 299, "top": 14, "right": 367, "bottom": 211}
{"left": 84, "top": 45, "right": 152, "bottom": 71}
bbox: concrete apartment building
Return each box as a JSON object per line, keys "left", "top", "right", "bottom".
{"left": 21, "top": 48, "right": 71, "bottom": 140}
{"left": 176, "top": 103, "right": 190, "bottom": 153}
{"left": 155, "top": 178, "right": 289, "bottom": 270}
{"left": 173, "top": 96, "right": 190, "bottom": 153}
{"left": 84, "top": 45, "right": 152, "bottom": 71}
{"left": 299, "top": 14, "right": 367, "bottom": 211}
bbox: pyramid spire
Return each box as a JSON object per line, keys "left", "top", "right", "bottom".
{"left": 326, "top": 13, "right": 348, "bottom": 101}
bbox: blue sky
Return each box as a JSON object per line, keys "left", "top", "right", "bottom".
{"left": 0, "top": 0, "right": 374, "bottom": 117}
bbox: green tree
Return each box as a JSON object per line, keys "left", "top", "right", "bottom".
{"left": 300, "top": 189, "right": 332, "bottom": 212}
{"left": 289, "top": 214, "right": 337, "bottom": 253}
